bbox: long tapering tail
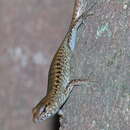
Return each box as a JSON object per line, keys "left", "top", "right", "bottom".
{"left": 72, "top": 0, "right": 85, "bottom": 22}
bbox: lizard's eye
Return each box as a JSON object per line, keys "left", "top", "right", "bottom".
{"left": 39, "top": 105, "right": 47, "bottom": 114}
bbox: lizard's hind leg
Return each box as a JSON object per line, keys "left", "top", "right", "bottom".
{"left": 75, "top": 1, "right": 97, "bottom": 30}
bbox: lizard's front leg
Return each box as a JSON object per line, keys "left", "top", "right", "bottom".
{"left": 64, "top": 78, "right": 96, "bottom": 96}
{"left": 58, "top": 78, "right": 96, "bottom": 121}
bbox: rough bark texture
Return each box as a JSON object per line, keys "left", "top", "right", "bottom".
{"left": 60, "top": 0, "right": 130, "bottom": 130}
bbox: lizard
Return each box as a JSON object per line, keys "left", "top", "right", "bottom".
{"left": 32, "top": 0, "right": 96, "bottom": 123}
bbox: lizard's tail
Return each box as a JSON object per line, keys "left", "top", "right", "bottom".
{"left": 71, "top": 0, "right": 85, "bottom": 23}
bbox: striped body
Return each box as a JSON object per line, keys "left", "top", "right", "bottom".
{"left": 32, "top": 0, "right": 88, "bottom": 122}
{"left": 47, "top": 38, "right": 72, "bottom": 104}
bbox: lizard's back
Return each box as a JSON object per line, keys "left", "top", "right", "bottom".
{"left": 47, "top": 35, "right": 72, "bottom": 94}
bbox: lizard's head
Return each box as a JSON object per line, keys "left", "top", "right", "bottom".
{"left": 32, "top": 97, "right": 58, "bottom": 123}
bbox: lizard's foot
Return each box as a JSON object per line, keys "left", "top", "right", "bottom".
{"left": 58, "top": 109, "right": 64, "bottom": 119}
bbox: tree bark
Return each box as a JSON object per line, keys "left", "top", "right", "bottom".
{"left": 60, "top": 0, "right": 130, "bottom": 130}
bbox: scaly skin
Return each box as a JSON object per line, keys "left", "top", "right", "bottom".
{"left": 32, "top": 0, "right": 95, "bottom": 123}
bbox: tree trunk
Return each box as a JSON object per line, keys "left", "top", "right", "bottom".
{"left": 60, "top": 0, "right": 130, "bottom": 130}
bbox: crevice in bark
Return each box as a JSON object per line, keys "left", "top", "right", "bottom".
{"left": 53, "top": 115, "right": 60, "bottom": 130}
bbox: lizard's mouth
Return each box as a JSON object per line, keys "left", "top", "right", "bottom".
{"left": 33, "top": 115, "right": 41, "bottom": 123}
{"left": 39, "top": 113, "right": 52, "bottom": 121}
{"left": 32, "top": 112, "right": 49, "bottom": 123}
{"left": 33, "top": 115, "right": 47, "bottom": 123}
